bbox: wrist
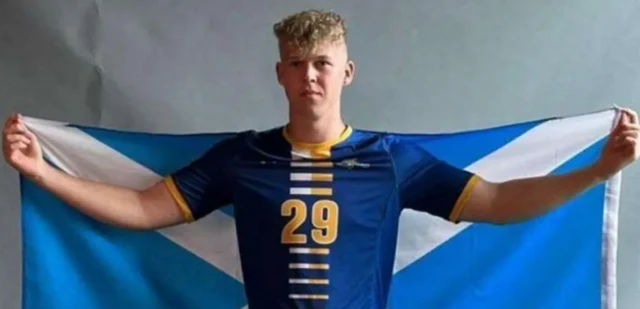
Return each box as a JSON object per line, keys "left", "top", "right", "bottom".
{"left": 31, "top": 161, "right": 54, "bottom": 185}
{"left": 587, "top": 162, "right": 610, "bottom": 184}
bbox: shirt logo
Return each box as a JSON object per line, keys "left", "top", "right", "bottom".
{"left": 336, "top": 158, "right": 370, "bottom": 169}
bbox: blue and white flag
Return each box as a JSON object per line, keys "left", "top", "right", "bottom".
{"left": 20, "top": 108, "right": 621, "bottom": 309}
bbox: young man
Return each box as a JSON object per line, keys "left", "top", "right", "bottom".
{"left": 3, "top": 9, "right": 639, "bottom": 309}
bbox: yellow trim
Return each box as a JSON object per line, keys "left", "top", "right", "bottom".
{"left": 310, "top": 188, "right": 333, "bottom": 196}
{"left": 289, "top": 278, "right": 330, "bottom": 285}
{"left": 308, "top": 149, "right": 331, "bottom": 159}
{"left": 289, "top": 263, "right": 330, "bottom": 270}
{"left": 290, "top": 173, "right": 333, "bottom": 182}
{"left": 289, "top": 247, "right": 330, "bottom": 255}
{"left": 290, "top": 161, "right": 334, "bottom": 168}
{"left": 449, "top": 175, "right": 481, "bottom": 223}
{"left": 282, "top": 125, "right": 353, "bottom": 152}
{"left": 163, "top": 176, "right": 195, "bottom": 222}
{"left": 288, "top": 294, "right": 329, "bottom": 300}
{"left": 311, "top": 173, "right": 333, "bottom": 181}
{"left": 291, "top": 149, "right": 331, "bottom": 159}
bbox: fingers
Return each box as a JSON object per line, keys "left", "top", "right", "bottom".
{"left": 612, "top": 111, "right": 628, "bottom": 134}
{"left": 4, "top": 113, "right": 20, "bottom": 132}
{"left": 3, "top": 119, "right": 28, "bottom": 135}
{"left": 613, "top": 125, "right": 639, "bottom": 139}
{"left": 3, "top": 114, "right": 35, "bottom": 152}
{"left": 612, "top": 119, "right": 639, "bottom": 150}
{"left": 612, "top": 107, "right": 639, "bottom": 134}
{"left": 3, "top": 132, "right": 28, "bottom": 151}
{"left": 5, "top": 133, "right": 31, "bottom": 144}
{"left": 613, "top": 131, "right": 637, "bottom": 143}
{"left": 23, "top": 129, "right": 38, "bottom": 143}
{"left": 3, "top": 114, "right": 18, "bottom": 132}
{"left": 9, "top": 141, "right": 28, "bottom": 150}
{"left": 617, "top": 123, "right": 640, "bottom": 132}
{"left": 623, "top": 108, "right": 638, "bottom": 124}
{"left": 609, "top": 107, "right": 639, "bottom": 151}
{"left": 615, "top": 107, "right": 638, "bottom": 124}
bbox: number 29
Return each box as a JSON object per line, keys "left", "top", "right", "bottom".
{"left": 281, "top": 199, "right": 339, "bottom": 245}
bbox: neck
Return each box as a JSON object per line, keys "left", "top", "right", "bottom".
{"left": 287, "top": 109, "right": 346, "bottom": 145}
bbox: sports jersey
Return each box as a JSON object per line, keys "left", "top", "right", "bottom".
{"left": 163, "top": 125, "right": 479, "bottom": 309}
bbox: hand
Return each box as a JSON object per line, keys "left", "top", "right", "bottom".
{"left": 593, "top": 107, "right": 640, "bottom": 180}
{"left": 2, "top": 113, "right": 46, "bottom": 180}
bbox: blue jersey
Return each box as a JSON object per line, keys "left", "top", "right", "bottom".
{"left": 164, "top": 125, "right": 479, "bottom": 309}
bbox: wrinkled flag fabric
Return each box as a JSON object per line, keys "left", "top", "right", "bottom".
{"left": 19, "top": 108, "right": 620, "bottom": 309}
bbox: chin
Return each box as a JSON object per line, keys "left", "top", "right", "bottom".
{"left": 295, "top": 95, "right": 324, "bottom": 106}
{"left": 291, "top": 102, "right": 327, "bottom": 119}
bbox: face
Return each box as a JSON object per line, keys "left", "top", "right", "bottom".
{"left": 276, "top": 39, "right": 355, "bottom": 120}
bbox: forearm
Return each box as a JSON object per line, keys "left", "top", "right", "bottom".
{"left": 489, "top": 164, "right": 606, "bottom": 224}
{"left": 31, "top": 163, "right": 155, "bottom": 229}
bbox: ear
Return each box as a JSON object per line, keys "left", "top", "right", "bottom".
{"left": 275, "top": 62, "right": 283, "bottom": 86}
{"left": 343, "top": 60, "right": 355, "bottom": 86}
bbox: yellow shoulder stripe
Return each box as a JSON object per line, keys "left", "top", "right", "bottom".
{"left": 449, "top": 174, "right": 481, "bottom": 223}
{"left": 163, "top": 176, "right": 195, "bottom": 222}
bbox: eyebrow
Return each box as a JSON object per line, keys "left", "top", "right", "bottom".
{"left": 314, "top": 55, "right": 332, "bottom": 59}
{"left": 287, "top": 55, "right": 334, "bottom": 62}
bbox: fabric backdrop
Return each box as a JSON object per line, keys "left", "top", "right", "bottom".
{"left": 1, "top": 1, "right": 639, "bottom": 308}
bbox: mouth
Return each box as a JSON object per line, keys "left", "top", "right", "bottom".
{"left": 301, "top": 90, "right": 321, "bottom": 97}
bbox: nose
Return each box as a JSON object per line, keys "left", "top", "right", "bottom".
{"left": 302, "top": 63, "right": 318, "bottom": 83}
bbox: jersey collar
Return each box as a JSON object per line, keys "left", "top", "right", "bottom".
{"left": 282, "top": 124, "right": 353, "bottom": 152}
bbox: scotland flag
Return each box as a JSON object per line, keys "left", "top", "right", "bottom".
{"left": 19, "top": 108, "right": 621, "bottom": 309}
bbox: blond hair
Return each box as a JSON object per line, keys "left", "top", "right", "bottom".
{"left": 273, "top": 9, "right": 348, "bottom": 55}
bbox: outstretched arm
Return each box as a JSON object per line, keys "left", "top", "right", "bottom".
{"left": 459, "top": 164, "right": 604, "bottom": 224}
{"left": 33, "top": 165, "right": 186, "bottom": 230}
{"left": 459, "top": 108, "right": 639, "bottom": 224}
{"left": 3, "top": 113, "right": 188, "bottom": 230}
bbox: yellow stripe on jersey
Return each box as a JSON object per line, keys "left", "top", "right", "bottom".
{"left": 289, "top": 247, "right": 330, "bottom": 255}
{"left": 290, "top": 161, "right": 334, "bottom": 168}
{"left": 311, "top": 188, "right": 332, "bottom": 195}
{"left": 291, "top": 148, "right": 331, "bottom": 159}
{"left": 288, "top": 294, "right": 329, "bottom": 300}
{"left": 163, "top": 176, "right": 194, "bottom": 222}
{"left": 289, "top": 278, "right": 330, "bottom": 285}
{"left": 290, "top": 188, "right": 333, "bottom": 196}
{"left": 289, "top": 263, "right": 330, "bottom": 270}
{"left": 449, "top": 174, "right": 481, "bottom": 223}
{"left": 290, "top": 173, "right": 333, "bottom": 182}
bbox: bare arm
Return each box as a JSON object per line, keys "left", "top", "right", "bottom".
{"left": 3, "top": 113, "right": 187, "bottom": 230}
{"left": 31, "top": 164, "right": 186, "bottom": 230}
{"left": 459, "top": 107, "right": 638, "bottom": 224}
{"left": 459, "top": 165, "right": 604, "bottom": 224}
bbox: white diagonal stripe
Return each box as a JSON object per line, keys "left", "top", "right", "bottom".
{"left": 23, "top": 117, "right": 244, "bottom": 283}
{"left": 393, "top": 109, "right": 617, "bottom": 273}
{"left": 21, "top": 108, "right": 618, "bottom": 287}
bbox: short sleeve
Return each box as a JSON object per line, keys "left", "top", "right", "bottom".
{"left": 392, "top": 139, "right": 479, "bottom": 223}
{"left": 162, "top": 135, "right": 239, "bottom": 222}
